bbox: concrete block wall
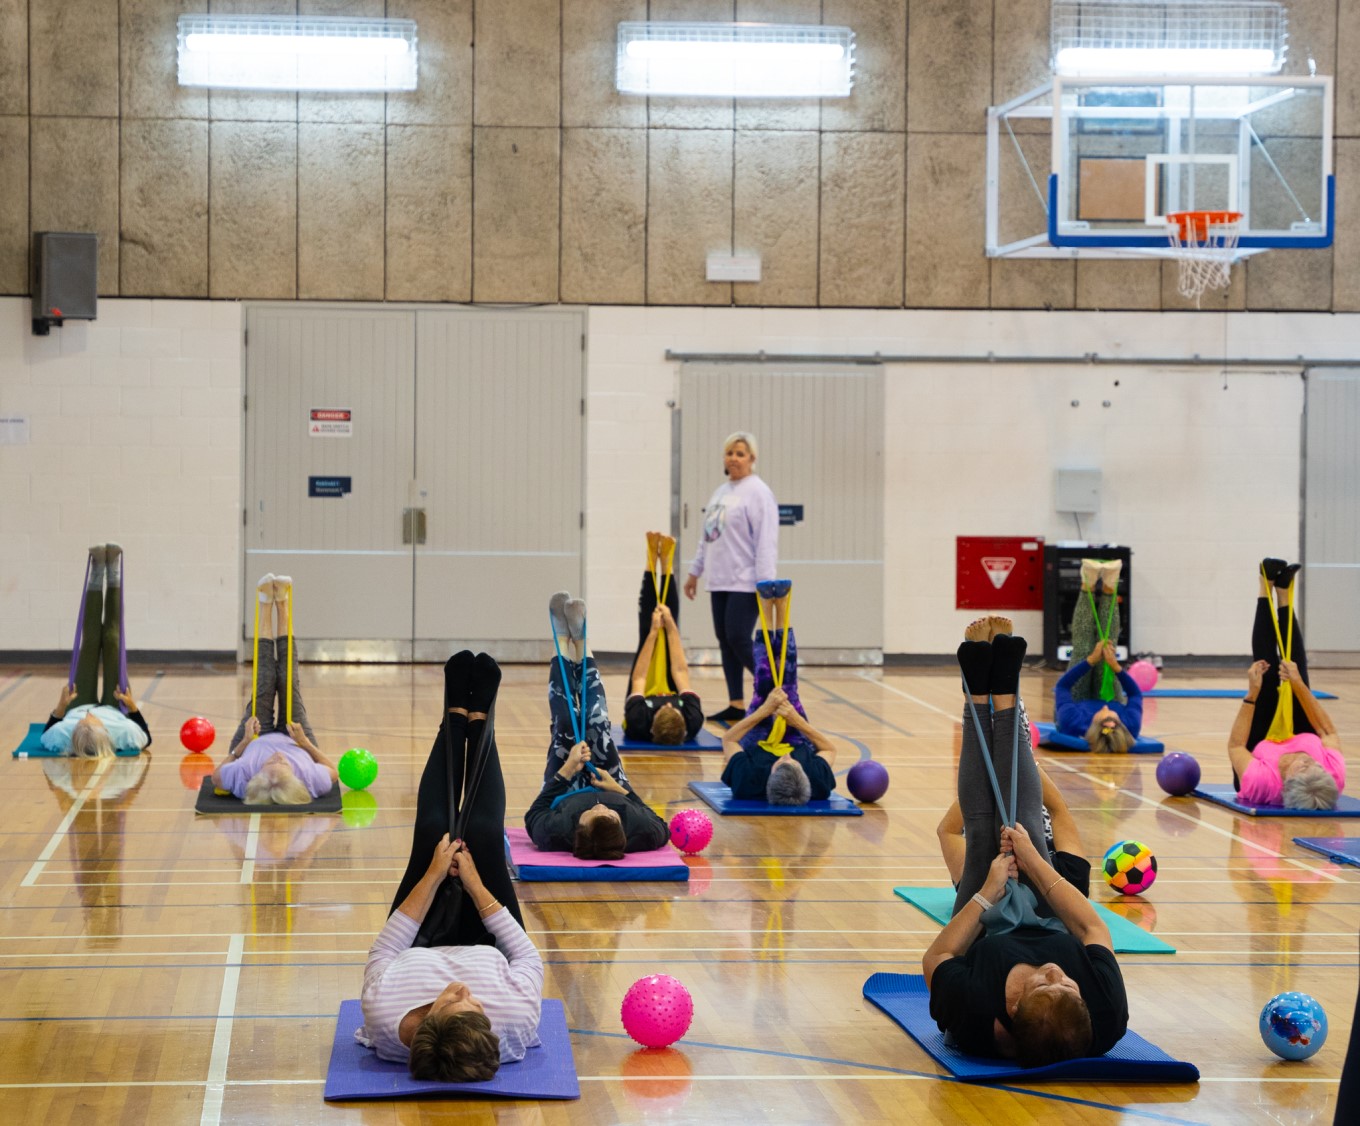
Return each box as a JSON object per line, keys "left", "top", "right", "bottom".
{"left": 0, "top": 1, "right": 1355, "bottom": 310}
{"left": 0, "top": 298, "right": 242, "bottom": 651}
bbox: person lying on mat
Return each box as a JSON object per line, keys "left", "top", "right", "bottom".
{"left": 623, "top": 532, "right": 704, "bottom": 745}
{"left": 211, "top": 576, "right": 337, "bottom": 806}
{"left": 41, "top": 544, "right": 152, "bottom": 758}
{"left": 1225, "top": 560, "right": 1344, "bottom": 811}
{"left": 924, "top": 617, "right": 1128, "bottom": 1068}
{"left": 1052, "top": 560, "right": 1141, "bottom": 753}
{"left": 720, "top": 586, "right": 837, "bottom": 805}
{"left": 359, "top": 651, "right": 543, "bottom": 1082}
{"left": 528, "top": 593, "right": 670, "bottom": 858}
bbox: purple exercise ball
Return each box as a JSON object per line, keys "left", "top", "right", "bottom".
{"left": 847, "top": 759, "right": 890, "bottom": 803}
{"left": 1155, "top": 751, "right": 1201, "bottom": 797}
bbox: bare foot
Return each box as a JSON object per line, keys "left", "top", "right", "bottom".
{"left": 964, "top": 618, "right": 989, "bottom": 643}
{"left": 659, "top": 534, "right": 677, "bottom": 573}
{"left": 988, "top": 616, "right": 1013, "bottom": 641}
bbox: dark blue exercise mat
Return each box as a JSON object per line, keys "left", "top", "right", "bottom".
{"left": 11, "top": 721, "right": 141, "bottom": 758}
{"left": 324, "top": 997, "right": 580, "bottom": 1101}
{"left": 1033, "top": 721, "right": 1163, "bottom": 755}
{"left": 1146, "top": 687, "right": 1336, "bottom": 700}
{"left": 1193, "top": 783, "right": 1360, "bottom": 817}
{"left": 1293, "top": 837, "right": 1360, "bottom": 866}
{"left": 611, "top": 723, "right": 722, "bottom": 752}
{"left": 687, "top": 780, "right": 862, "bottom": 816}
{"left": 862, "top": 973, "right": 1199, "bottom": 1084}
{"left": 193, "top": 776, "right": 342, "bottom": 815}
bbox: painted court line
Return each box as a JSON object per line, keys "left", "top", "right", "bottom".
{"left": 200, "top": 933, "right": 244, "bottom": 1126}
{"left": 239, "top": 814, "right": 261, "bottom": 885}
{"left": 20, "top": 756, "right": 111, "bottom": 887}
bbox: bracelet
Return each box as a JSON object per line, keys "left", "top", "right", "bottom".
{"left": 477, "top": 899, "right": 502, "bottom": 919}
{"left": 1242, "top": 697, "right": 1257, "bottom": 705}
{"left": 970, "top": 892, "right": 993, "bottom": 912}
{"left": 1043, "top": 875, "right": 1065, "bottom": 896}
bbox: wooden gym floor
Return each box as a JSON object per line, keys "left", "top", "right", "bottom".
{"left": 0, "top": 658, "right": 1354, "bottom": 1125}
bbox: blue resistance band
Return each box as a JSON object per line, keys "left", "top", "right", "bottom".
{"left": 962, "top": 681, "right": 1019, "bottom": 829}
{"left": 549, "top": 610, "right": 596, "bottom": 778}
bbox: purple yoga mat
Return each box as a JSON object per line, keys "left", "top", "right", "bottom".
{"left": 324, "top": 997, "right": 579, "bottom": 1101}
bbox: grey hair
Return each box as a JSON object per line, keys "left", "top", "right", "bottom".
{"left": 244, "top": 763, "right": 312, "bottom": 805}
{"left": 1084, "top": 716, "right": 1135, "bottom": 754}
{"left": 69, "top": 722, "right": 114, "bottom": 759}
{"left": 723, "top": 431, "right": 758, "bottom": 460}
{"left": 1281, "top": 763, "right": 1339, "bottom": 811}
{"left": 766, "top": 756, "right": 811, "bottom": 805}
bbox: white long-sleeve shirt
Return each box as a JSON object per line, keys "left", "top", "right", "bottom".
{"left": 689, "top": 474, "right": 779, "bottom": 591}
{"left": 356, "top": 906, "right": 543, "bottom": 1064}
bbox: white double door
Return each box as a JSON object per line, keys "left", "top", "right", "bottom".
{"left": 242, "top": 305, "right": 584, "bottom": 660}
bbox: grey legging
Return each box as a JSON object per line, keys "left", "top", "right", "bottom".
{"left": 951, "top": 701, "right": 1050, "bottom": 917}
{"left": 1065, "top": 590, "right": 1122, "bottom": 703}
{"left": 229, "top": 638, "right": 315, "bottom": 750}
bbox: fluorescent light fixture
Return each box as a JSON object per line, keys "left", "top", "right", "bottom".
{"left": 177, "top": 15, "right": 418, "bottom": 91}
{"left": 1051, "top": 1, "right": 1286, "bottom": 77}
{"left": 617, "top": 22, "right": 854, "bottom": 98}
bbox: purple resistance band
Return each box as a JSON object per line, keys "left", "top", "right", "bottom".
{"left": 66, "top": 552, "right": 131, "bottom": 714}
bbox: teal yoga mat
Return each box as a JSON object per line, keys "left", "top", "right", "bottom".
{"left": 893, "top": 885, "right": 1175, "bottom": 954}
{"left": 11, "top": 721, "right": 140, "bottom": 758}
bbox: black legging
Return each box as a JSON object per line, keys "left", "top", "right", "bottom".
{"left": 389, "top": 712, "right": 524, "bottom": 946}
{"left": 710, "top": 590, "right": 759, "bottom": 702}
{"left": 631, "top": 570, "right": 682, "bottom": 691}
{"left": 1248, "top": 597, "right": 1314, "bottom": 750}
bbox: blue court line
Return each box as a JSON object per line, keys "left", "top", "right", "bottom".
{"left": 567, "top": 1028, "right": 1204, "bottom": 1125}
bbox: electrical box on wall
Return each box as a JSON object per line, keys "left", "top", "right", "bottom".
{"left": 956, "top": 536, "right": 1046, "bottom": 610}
{"left": 32, "top": 232, "right": 98, "bottom": 336}
{"left": 1055, "top": 468, "right": 1101, "bottom": 514}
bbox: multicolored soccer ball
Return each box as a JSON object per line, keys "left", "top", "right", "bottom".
{"left": 1102, "top": 839, "right": 1157, "bottom": 895}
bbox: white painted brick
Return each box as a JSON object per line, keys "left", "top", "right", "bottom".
{"left": 107, "top": 356, "right": 152, "bottom": 387}
{"left": 120, "top": 387, "right": 183, "bottom": 418}
{"left": 181, "top": 328, "right": 242, "bottom": 362}
{"left": 23, "top": 331, "right": 62, "bottom": 364}
{"left": 150, "top": 357, "right": 212, "bottom": 388}
{"left": 151, "top": 415, "right": 211, "bottom": 449}
{"left": 152, "top": 300, "right": 216, "bottom": 332}
{"left": 87, "top": 415, "right": 152, "bottom": 448}
{"left": 30, "top": 474, "right": 90, "bottom": 507}
{"left": 210, "top": 357, "right": 243, "bottom": 390}
{"left": 181, "top": 387, "right": 240, "bottom": 418}
{"left": 34, "top": 354, "right": 92, "bottom": 385}
{"left": 120, "top": 328, "right": 184, "bottom": 358}
{"left": 120, "top": 446, "right": 181, "bottom": 477}
{"left": 60, "top": 386, "right": 117, "bottom": 417}
{"left": 211, "top": 301, "right": 243, "bottom": 333}
{"left": 95, "top": 299, "right": 156, "bottom": 329}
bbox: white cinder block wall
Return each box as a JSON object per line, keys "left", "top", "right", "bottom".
{"left": 0, "top": 298, "right": 242, "bottom": 651}
{"left": 4, "top": 298, "right": 1354, "bottom": 658}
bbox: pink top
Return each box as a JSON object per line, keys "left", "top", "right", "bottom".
{"left": 1237, "top": 732, "right": 1345, "bottom": 807}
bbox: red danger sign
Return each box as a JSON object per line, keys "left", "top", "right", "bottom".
{"left": 310, "top": 409, "right": 351, "bottom": 421}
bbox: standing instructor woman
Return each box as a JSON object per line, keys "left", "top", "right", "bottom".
{"left": 683, "top": 432, "right": 779, "bottom": 722}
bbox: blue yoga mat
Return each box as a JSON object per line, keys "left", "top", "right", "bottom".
{"left": 1146, "top": 687, "right": 1336, "bottom": 699}
{"left": 892, "top": 886, "right": 1175, "bottom": 954}
{"left": 862, "top": 972, "right": 1199, "bottom": 1084}
{"left": 1293, "top": 837, "right": 1360, "bottom": 867}
{"left": 1193, "top": 783, "right": 1360, "bottom": 817}
{"left": 324, "top": 997, "right": 579, "bottom": 1101}
{"left": 611, "top": 723, "right": 722, "bottom": 752}
{"left": 688, "top": 780, "right": 862, "bottom": 816}
{"left": 11, "top": 720, "right": 141, "bottom": 758}
{"left": 1034, "top": 721, "right": 1163, "bottom": 755}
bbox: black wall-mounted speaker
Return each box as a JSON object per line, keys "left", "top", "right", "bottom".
{"left": 32, "top": 231, "right": 98, "bottom": 336}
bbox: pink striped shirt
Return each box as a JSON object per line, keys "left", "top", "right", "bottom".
{"left": 356, "top": 907, "right": 543, "bottom": 1064}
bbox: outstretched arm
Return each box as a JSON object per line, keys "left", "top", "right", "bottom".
{"left": 629, "top": 611, "right": 662, "bottom": 696}
{"left": 1002, "top": 824, "right": 1111, "bottom": 950}
{"left": 923, "top": 851, "right": 1015, "bottom": 986}
{"left": 660, "top": 606, "right": 692, "bottom": 693}
{"left": 1228, "top": 661, "right": 1267, "bottom": 782}
{"left": 288, "top": 722, "right": 339, "bottom": 786}
{"left": 936, "top": 801, "right": 965, "bottom": 886}
{"left": 780, "top": 704, "right": 837, "bottom": 768}
{"left": 720, "top": 691, "right": 781, "bottom": 764}
{"left": 393, "top": 835, "right": 458, "bottom": 926}
{"left": 1282, "top": 660, "right": 1340, "bottom": 747}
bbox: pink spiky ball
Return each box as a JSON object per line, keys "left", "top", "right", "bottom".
{"left": 621, "top": 974, "right": 694, "bottom": 1048}
{"left": 668, "top": 808, "right": 713, "bottom": 855}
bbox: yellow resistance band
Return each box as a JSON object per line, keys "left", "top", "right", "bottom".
{"left": 250, "top": 585, "right": 295, "bottom": 730}
{"left": 251, "top": 596, "right": 261, "bottom": 722}
{"left": 643, "top": 542, "right": 679, "bottom": 697}
{"left": 1265, "top": 569, "right": 1296, "bottom": 743}
{"left": 283, "top": 584, "right": 294, "bottom": 726}
{"left": 756, "top": 596, "right": 793, "bottom": 755}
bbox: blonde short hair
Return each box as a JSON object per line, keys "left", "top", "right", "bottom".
{"left": 1084, "top": 716, "right": 1135, "bottom": 753}
{"left": 69, "top": 722, "right": 114, "bottom": 759}
{"left": 723, "top": 431, "right": 758, "bottom": 460}
{"left": 244, "top": 763, "right": 312, "bottom": 805}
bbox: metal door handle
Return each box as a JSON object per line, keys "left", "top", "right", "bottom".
{"left": 683, "top": 502, "right": 688, "bottom": 528}
{"left": 402, "top": 507, "right": 427, "bottom": 545}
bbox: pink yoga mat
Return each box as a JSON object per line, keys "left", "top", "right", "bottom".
{"left": 505, "top": 827, "right": 682, "bottom": 870}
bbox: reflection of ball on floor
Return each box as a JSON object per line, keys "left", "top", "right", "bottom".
{"left": 1260, "top": 992, "right": 1328, "bottom": 1060}
{"left": 338, "top": 747, "right": 378, "bottom": 790}
{"left": 1103, "top": 839, "right": 1157, "bottom": 895}
{"left": 180, "top": 716, "right": 215, "bottom": 753}
{"left": 1156, "top": 752, "right": 1201, "bottom": 796}
{"left": 847, "top": 759, "right": 889, "bottom": 803}
{"left": 341, "top": 789, "right": 378, "bottom": 828}
{"left": 669, "top": 809, "right": 713, "bottom": 854}
{"left": 179, "top": 752, "right": 214, "bottom": 791}
{"left": 620, "top": 1047, "right": 693, "bottom": 1114}
{"left": 621, "top": 975, "right": 694, "bottom": 1048}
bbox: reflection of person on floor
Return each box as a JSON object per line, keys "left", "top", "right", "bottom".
{"left": 359, "top": 651, "right": 542, "bottom": 1082}
{"left": 1053, "top": 559, "right": 1141, "bottom": 752}
{"left": 212, "top": 576, "right": 337, "bottom": 805}
{"left": 41, "top": 544, "right": 151, "bottom": 758}
{"left": 720, "top": 585, "right": 836, "bottom": 804}
{"left": 925, "top": 617, "right": 1128, "bottom": 1068}
{"left": 529, "top": 594, "right": 669, "bottom": 857}
{"left": 623, "top": 532, "right": 704, "bottom": 745}
{"left": 41, "top": 753, "right": 151, "bottom": 936}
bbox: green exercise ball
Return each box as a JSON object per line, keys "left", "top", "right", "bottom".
{"left": 338, "top": 747, "right": 379, "bottom": 791}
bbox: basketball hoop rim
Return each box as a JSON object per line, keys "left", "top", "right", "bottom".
{"left": 1166, "top": 210, "right": 1244, "bottom": 241}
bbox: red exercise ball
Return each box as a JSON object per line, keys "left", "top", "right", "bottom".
{"left": 180, "top": 716, "right": 216, "bottom": 753}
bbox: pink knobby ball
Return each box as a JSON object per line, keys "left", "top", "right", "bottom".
{"left": 668, "top": 808, "right": 713, "bottom": 855}
{"left": 621, "top": 974, "right": 694, "bottom": 1048}
{"left": 1128, "top": 660, "right": 1159, "bottom": 692}
{"left": 1029, "top": 720, "right": 1042, "bottom": 750}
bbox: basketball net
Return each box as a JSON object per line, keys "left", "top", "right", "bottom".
{"left": 1167, "top": 210, "right": 1242, "bottom": 307}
